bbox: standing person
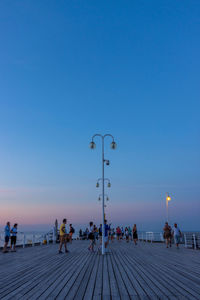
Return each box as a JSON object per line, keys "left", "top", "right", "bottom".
{"left": 79, "top": 229, "right": 82, "bottom": 240}
{"left": 88, "top": 222, "right": 95, "bottom": 252}
{"left": 58, "top": 219, "right": 69, "bottom": 254}
{"left": 163, "top": 222, "right": 171, "bottom": 248}
{"left": 168, "top": 224, "right": 172, "bottom": 247}
{"left": 172, "top": 223, "right": 182, "bottom": 249}
{"left": 69, "top": 224, "right": 75, "bottom": 243}
{"left": 132, "top": 224, "right": 138, "bottom": 245}
{"left": 128, "top": 226, "right": 132, "bottom": 241}
{"left": 111, "top": 228, "right": 115, "bottom": 242}
{"left": 104, "top": 220, "right": 110, "bottom": 251}
{"left": 116, "top": 226, "right": 121, "bottom": 241}
{"left": 10, "top": 223, "right": 18, "bottom": 252}
{"left": 3, "top": 222, "right": 10, "bottom": 253}
{"left": 99, "top": 224, "right": 102, "bottom": 243}
{"left": 85, "top": 228, "right": 89, "bottom": 239}
{"left": 125, "top": 227, "right": 129, "bottom": 242}
{"left": 121, "top": 227, "right": 124, "bottom": 240}
{"left": 93, "top": 225, "right": 97, "bottom": 245}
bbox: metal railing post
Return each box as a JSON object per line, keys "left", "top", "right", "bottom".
{"left": 23, "top": 234, "right": 26, "bottom": 248}
{"left": 193, "top": 234, "right": 197, "bottom": 250}
{"left": 184, "top": 234, "right": 187, "bottom": 248}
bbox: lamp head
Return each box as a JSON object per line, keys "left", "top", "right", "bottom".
{"left": 106, "top": 197, "right": 109, "bottom": 201}
{"left": 107, "top": 182, "right": 111, "bottom": 188}
{"left": 89, "top": 141, "right": 96, "bottom": 149}
{"left": 166, "top": 196, "right": 171, "bottom": 201}
{"left": 96, "top": 182, "right": 99, "bottom": 188}
{"left": 110, "top": 141, "right": 117, "bottom": 150}
{"left": 98, "top": 197, "right": 101, "bottom": 201}
{"left": 105, "top": 160, "right": 110, "bottom": 166}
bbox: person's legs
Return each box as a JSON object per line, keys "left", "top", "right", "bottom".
{"left": 13, "top": 238, "right": 17, "bottom": 251}
{"left": 169, "top": 236, "right": 172, "bottom": 247}
{"left": 64, "top": 238, "right": 69, "bottom": 252}
{"left": 59, "top": 236, "right": 64, "bottom": 252}
{"left": 175, "top": 236, "right": 180, "bottom": 248}
{"left": 105, "top": 236, "right": 109, "bottom": 249}
{"left": 10, "top": 238, "right": 13, "bottom": 251}
{"left": 3, "top": 236, "right": 9, "bottom": 253}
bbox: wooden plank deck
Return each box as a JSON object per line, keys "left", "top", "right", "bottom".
{"left": 0, "top": 240, "right": 200, "bottom": 300}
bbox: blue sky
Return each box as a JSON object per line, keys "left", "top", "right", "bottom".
{"left": 0, "top": 1, "right": 200, "bottom": 231}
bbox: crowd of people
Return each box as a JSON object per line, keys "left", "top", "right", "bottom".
{"left": 1, "top": 219, "right": 182, "bottom": 253}
{"left": 79, "top": 223, "right": 138, "bottom": 243}
{"left": 57, "top": 219, "right": 138, "bottom": 254}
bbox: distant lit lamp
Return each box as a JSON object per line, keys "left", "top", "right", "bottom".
{"left": 166, "top": 193, "right": 171, "bottom": 223}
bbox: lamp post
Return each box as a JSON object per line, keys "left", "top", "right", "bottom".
{"left": 98, "top": 194, "right": 109, "bottom": 220}
{"left": 89, "top": 134, "right": 117, "bottom": 255}
{"left": 166, "top": 193, "right": 171, "bottom": 223}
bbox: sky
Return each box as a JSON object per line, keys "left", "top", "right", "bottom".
{"left": 0, "top": 1, "right": 200, "bottom": 232}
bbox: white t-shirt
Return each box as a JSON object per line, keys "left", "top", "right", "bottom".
{"left": 172, "top": 226, "right": 181, "bottom": 236}
{"left": 89, "top": 226, "right": 94, "bottom": 233}
{"left": 11, "top": 227, "right": 17, "bottom": 237}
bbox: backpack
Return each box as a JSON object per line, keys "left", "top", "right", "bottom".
{"left": 71, "top": 227, "right": 75, "bottom": 234}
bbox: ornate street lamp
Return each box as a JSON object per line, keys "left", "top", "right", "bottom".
{"left": 89, "top": 134, "right": 117, "bottom": 255}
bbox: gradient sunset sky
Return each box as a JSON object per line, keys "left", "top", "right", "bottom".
{"left": 0, "top": 1, "right": 200, "bottom": 231}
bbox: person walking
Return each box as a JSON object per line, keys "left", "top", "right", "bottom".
{"left": 3, "top": 222, "right": 10, "bottom": 253}
{"left": 172, "top": 223, "right": 182, "bottom": 249}
{"left": 58, "top": 218, "right": 69, "bottom": 254}
{"left": 132, "top": 224, "right": 138, "bottom": 245}
{"left": 88, "top": 222, "right": 95, "bottom": 252}
{"left": 163, "top": 222, "right": 171, "bottom": 248}
{"left": 10, "top": 223, "right": 18, "bottom": 252}
{"left": 69, "top": 224, "right": 75, "bottom": 243}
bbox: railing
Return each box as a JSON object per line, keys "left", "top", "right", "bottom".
{"left": 0, "top": 228, "right": 57, "bottom": 248}
{"left": 184, "top": 232, "right": 200, "bottom": 250}
{"left": 138, "top": 232, "right": 164, "bottom": 243}
{"left": 1, "top": 229, "right": 199, "bottom": 250}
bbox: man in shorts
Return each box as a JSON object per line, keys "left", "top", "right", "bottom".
{"left": 58, "top": 219, "right": 69, "bottom": 254}
{"left": 11, "top": 223, "right": 18, "bottom": 252}
{"left": 3, "top": 222, "right": 10, "bottom": 253}
{"left": 172, "top": 223, "right": 182, "bottom": 249}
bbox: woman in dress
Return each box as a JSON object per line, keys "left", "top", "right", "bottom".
{"left": 163, "top": 222, "right": 171, "bottom": 248}
{"left": 132, "top": 224, "right": 138, "bottom": 245}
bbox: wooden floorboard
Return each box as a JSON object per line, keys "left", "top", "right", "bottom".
{"left": 0, "top": 240, "right": 200, "bottom": 300}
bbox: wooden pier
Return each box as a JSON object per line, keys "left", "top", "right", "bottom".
{"left": 0, "top": 240, "right": 200, "bottom": 299}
